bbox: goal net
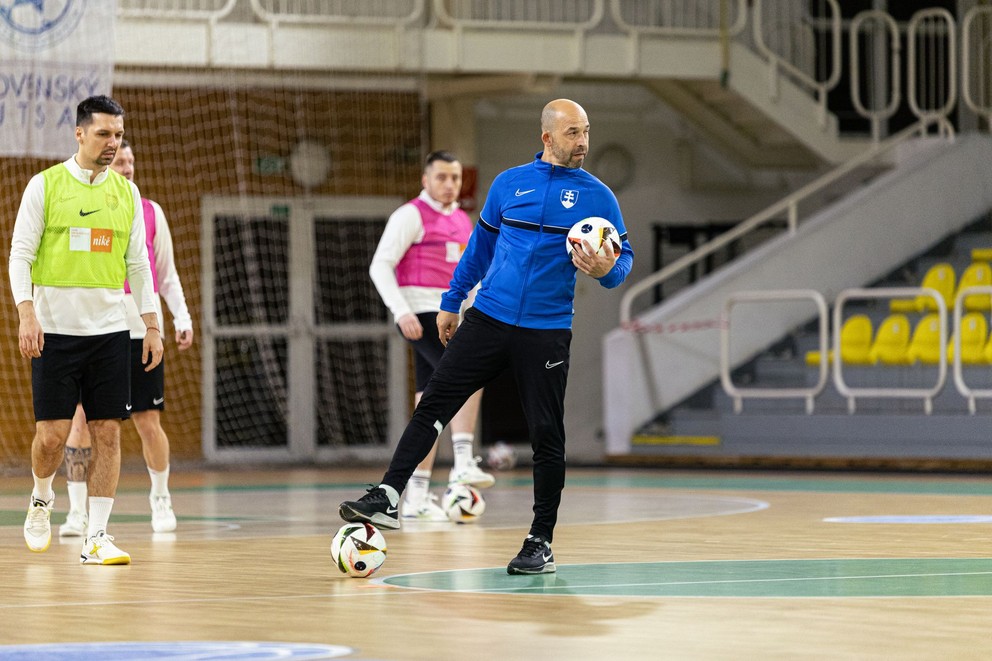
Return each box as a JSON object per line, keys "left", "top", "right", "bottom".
{"left": 0, "top": 3, "right": 431, "bottom": 470}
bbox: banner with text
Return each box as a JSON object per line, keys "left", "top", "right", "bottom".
{"left": 0, "top": 0, "right": 116, "bottom": 158}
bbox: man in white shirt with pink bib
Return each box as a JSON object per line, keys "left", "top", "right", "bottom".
{"left": 369, "top": 150, "right": 493, "bottom": 521}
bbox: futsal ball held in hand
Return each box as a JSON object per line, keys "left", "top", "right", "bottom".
{"left": 442, "top": 484, "right": 486, "bottom": 523}
{"left": 331, "top": 522, "right": 387, "bottom": 578}
{"left": 567, "top": 217, "right": 621, "bottom": 257}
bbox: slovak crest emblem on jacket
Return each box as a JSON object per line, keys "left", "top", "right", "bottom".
{"left": 560, "top": 189, "right": 579, "bottom": 209}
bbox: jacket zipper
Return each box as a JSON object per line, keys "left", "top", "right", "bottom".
{"left": 514, "top": 164, "right": 555, "bottom": 326}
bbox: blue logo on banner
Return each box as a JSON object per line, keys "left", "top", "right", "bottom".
{"left": 0, "top": 0, "right": 86, "bottom": 51}
{"left": 0, "top": 641, "right": 354, "bottom": 660}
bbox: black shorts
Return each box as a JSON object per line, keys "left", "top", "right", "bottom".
{"left": 32, "top": 331, "right": 131, "bottom": 421}
{"left": 130, "top": 338, "right": 165, "bottom": 412}
{"left": 402, "top": 312, "right": 446, "bottom": 392}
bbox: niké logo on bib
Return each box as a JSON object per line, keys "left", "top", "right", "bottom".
{"left": 90, "top": 229, "right": 112, "bottom": 252}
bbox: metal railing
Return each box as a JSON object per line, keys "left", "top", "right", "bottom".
{"left": 952, "top": 286, "right": 992, "bottom": 414}
{"left": 849, "top": 10, "right": 901, "bottom": 142}
{"left": 249, "top": 0, "right": 426, "bottom": 25}
{"left": 619, "top": 116, "right": 953, "bottom": 326}
{"left": 907, "top": 8, "right": 957, "bottom": 127}
{"left": 962, "top": 6, "right": 992, "bottom": 124}
{"left": 432, "top": 0, "right": 603, "bottom": 30}
{"left": 118, "top": 0, "right": 237, "bottom": 19}
{"left": 832, "top": 288, "right": 947, "bottom": 415}
{"left": 752, "top": 0, "right": 841, "bottom": 128}
{"left": 720, "top": 290, "right": 829, "bottom": 414}
{"left": 609, "top": 0, "right": 747, "bottom": 37}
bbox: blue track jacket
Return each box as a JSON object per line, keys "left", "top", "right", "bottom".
{"left": 440, "top": 152, "right": 634, "bottom": 330}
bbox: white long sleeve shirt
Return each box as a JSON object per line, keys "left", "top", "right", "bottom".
{"left": 9, "top": 157, "right": 156, "bottom": 336}
{"left": 123, "top": 200, "right": 193, "bottom": 339}
{"left": 369, "top": 190, "right": 465, "bottom": 322}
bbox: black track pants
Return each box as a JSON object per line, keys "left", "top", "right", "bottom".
{"left": 382, "top": 307, "right": 571, "bottom": 541}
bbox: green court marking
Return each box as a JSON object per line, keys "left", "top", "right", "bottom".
{"left": 5, "top": 475, "right": 992, "bottom": 499}
{"left": 382, "top": 558, "right": 992, "bottom": 598}
{"left": 0, "top": 511, "right": 153, "bottom": 526}
{"left": 564, "top": 475, "right": 992, "bottom": 496}
{"left": 0, "top": 511, "right": 248, "bottom": 527}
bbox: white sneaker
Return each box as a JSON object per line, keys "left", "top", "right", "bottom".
{"left": 24, "top": 496, "right": 53, "bottom": 552}
{"left": 150, "top": 495, "right": 177, "bottom": 533}
{"left": 80, "top": 532, "right": 131, "bottom": 565}
{"left": 400, "top": 492, "right": 449, "bottom": 522}
{"left": 59, "top": 510, "right": 88, "bottom": 538}
{"left": 449, "top": 457, "right": 496, "bottom": 489}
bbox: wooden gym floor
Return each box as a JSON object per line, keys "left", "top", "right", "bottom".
{"left": 1, "top": 466, "right": 992, "bottom": 659}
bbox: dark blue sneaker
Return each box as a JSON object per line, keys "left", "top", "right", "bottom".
{"left": 338, "top": 486, "right": 400, "bottom": 530}
{"left": 507, "top": 535, "right": 556, "bottom": 575}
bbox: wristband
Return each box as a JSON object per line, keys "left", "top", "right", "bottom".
{"left": 146, "top": 327, "right": 161, "bottom": 333}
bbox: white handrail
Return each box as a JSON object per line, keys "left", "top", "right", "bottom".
{"left": 849, "top": 10, "right": 901, "bottom": 143}
{"left": 752, "top": 0, "right": 842, "bottom": 127}
{"left": 961, "top": 6, "right": 992, "bottom": 125}
{"left": 907, "top": 8, "right": 957, "bottom": 125}
{"left": 720, "top": 289, "right": 828, "bottom": 414}
{"left": 118, "top": 0, "right": 237, "bottom": 20}
{"left": 432, "top": 0, "right": 604, "bottom": 30}
{"left": 951, "top": 286, "right": 992, "bottom": 414}
{"left": 249, "top": 0, "right": 425, "bottom": 26}
{"left": 833, "top": 288, "right": 947, "bottom": 415}
{"left": 619, "top": 116, "right": 953, "bottom": 325}
{"left": 608, "top": 0, "right": 747, "bottom": 38}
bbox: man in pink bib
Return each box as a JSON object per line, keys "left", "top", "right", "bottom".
{"left": 369, "top": 150, "right": 493, "bottom": 521}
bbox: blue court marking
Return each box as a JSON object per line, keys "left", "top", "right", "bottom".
{"left": 380, "top": 558, "right": 992, "bottom": 597}
{"left": 0, "top": 641, "right": 352, "bottom": 660}
{"left": 824, "top": 515, "right": 992, "bottom": 524}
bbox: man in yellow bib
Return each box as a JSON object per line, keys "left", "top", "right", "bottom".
{"left": 8, "top": 95, "right": 163, "bottom": 565}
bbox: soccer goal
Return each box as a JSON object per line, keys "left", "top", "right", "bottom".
{"left": 201, "top": 195, "right": 409, "bottom": 463}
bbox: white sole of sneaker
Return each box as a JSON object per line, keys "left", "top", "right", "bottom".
{"left": 338, "top": 503, "right": 401, "bottom": 530}
{"left": 25, "top": 539, "right": 51, "bottom": 553}
{"left": 80, "top": 556, "right": 131, "bottom": 566}
{"left": 507, "top": 561, "right": 556, "bottom": 575}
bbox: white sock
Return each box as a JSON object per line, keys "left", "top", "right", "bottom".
{"left": 452, "top": 433, "right": 475, "bottom": 469}
{"left": 148, "top": 465, "right": 170, "bottom": 498}
{"left": 32, "top": 472, "right": 55, "bottom": 504}
{"left": 404, "top": 470, "right": 431, "bottom": 506}
{"left": 87, "top": 497, "right": 114, "bottom": 538}
{"left": 378, "top": 484, "right": 400, "bottom": 507}
{"left": 67, "top": 481, "right": 88, "bottom": 513}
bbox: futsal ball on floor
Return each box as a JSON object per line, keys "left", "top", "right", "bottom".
{"left": 566, "top": 217, "right": 621, "bottom": 257}
{"left": 442, "top": 484, "right": 486, "bottom": 523}
{"left": 330, "top": 522, "right": 387, "bottom": 578}
{"left": 486, "top": 441, "right": 517, "bottom": 471}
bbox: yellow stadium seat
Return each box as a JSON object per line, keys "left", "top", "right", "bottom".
{"left": 906, "top": 313, "right": 943, "bottom": 365}
{"left": 890, "top": 263, "right": 955, "bottom": 313}
{"left": 983, "top": 333, "right": 992, "bottom": 364}
{"left": 948, "top": 312, "right": 989, "bottom": 365}
{"left": 869, "top": 313, "right": 912, "bottom": 365}
{"left": 839, "top": 314, "right": 875, "bottom": 365}
{"left": 805, "top": 314, "right": 874, "bottom": 366}
{"left": 955, "top": 262, "right": 992, "bottom": 311}
{"left": 971, "top": 248, "right": 992, "bottom": 263}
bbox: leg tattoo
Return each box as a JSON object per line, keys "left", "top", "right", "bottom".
{"left": 64, "top": 446, "right": 92, "bottom": 482}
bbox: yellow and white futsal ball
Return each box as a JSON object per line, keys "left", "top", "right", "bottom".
{"left": 442, "top": 484, "right": 486, "bottom": 523}
{"left": 566, "top": 217, "right": 621, "bottom": 257}
{"left": 330, "top": 522, "right": 387, "bottom": 578}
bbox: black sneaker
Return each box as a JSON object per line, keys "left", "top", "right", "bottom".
{"left": 506, "top": 535, "right": 556, "bottom": 575}
{"left": 338, "top": 486, "right": 400, "bottom": 530}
